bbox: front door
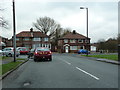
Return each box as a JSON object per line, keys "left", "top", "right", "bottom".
{"left": 65, "top": 46, "right": 69, "bottom": 53}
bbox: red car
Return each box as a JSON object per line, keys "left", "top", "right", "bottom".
{"left": 18, "top": 47, "right": 29, "bottom": 55}
{"left": 34, "top": 47, "right": 52, "bottom": 62}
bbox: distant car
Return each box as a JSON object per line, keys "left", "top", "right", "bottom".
{"left": 17, "top": 47, "right": 29, "bottom": 55}
{"left": 28, "top": 48, "right": 35, "bottom": 59}
{"left": 34, "top": 47, "right": 52, "bottom": 62}
{"left": 78, "top": 49, "right": 90, "bottom": 54}
{"left": 2, "top": 47, "right": 20, "bottom": 57}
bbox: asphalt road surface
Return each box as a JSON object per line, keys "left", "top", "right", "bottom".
{"left": 2, "top": 54, "right": 119, "bottom": 88}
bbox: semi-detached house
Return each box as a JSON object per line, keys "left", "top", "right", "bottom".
{"left": 58, "top": 30, "right": 90, "bottom": 53}
{"left": 15, "top": 29, "right": 51, "bottom": 49}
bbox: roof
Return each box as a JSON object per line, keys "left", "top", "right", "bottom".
{"left": 59, "top": 32, "right": 90, "bottom": 39}
{"left": 16, "top": 31, "right": 49, "bottom": 38}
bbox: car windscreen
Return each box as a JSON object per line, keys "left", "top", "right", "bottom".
{"left": 3, "top": 48, "right": 12, "bottom": 51}
{"left": 21, "top": 48, "right": 27, "bottom": 51}
{"left": 36, "top": 48, "right": 50, "bottom": 52}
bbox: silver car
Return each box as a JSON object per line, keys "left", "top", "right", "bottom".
{"left": 2, "top": 47, "right": 20, "bottom": 57}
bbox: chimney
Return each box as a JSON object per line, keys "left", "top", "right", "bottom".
{"left": 73, "top": 30, "right": 76, "bottom": 34}
{"left": 30, "top": 28, "right": 33, "bottom": 37}
{"left": 30, "top": 28, "right": 33, "bottom": 32}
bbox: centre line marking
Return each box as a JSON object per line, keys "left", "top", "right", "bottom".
{"left": 62, "top": 60, "right": 71, "bottom": 65}
{"left": 76, "top": 67, "right": 100, "bottom": 80}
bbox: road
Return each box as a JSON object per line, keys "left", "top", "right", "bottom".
{"left": 2, "top": 54, "right": 118, "bottom": 88}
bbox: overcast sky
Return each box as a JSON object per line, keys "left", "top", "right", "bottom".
{"left": 1, "top": 0, "right": 119, "bottom": 43}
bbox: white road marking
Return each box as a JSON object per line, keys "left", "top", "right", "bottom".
{"left": 76, "top": 67, "right": 100, "bottom": 80}
{"left": 62, "top": 60, "right": 71, "bottom": 65}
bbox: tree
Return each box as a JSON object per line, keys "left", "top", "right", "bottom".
{"left": 0, "top": 17, "right": 8, "bottom": 29}
{"left": 33, "top": 16, "right": 60, "bottom": 37}
{"left": 97, "top": 38, "right": 118, "bottom": 53}
{"left": 61, "top": 28, "right": 71, "bottom": 37}
{"left": 0, "top": 7, "right": 9, "bottom": 29}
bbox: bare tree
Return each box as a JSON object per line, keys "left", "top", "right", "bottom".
{"left": 33, "top": 16, "right": 60, "bottom": 37}
{"left": 0, "top": 7, "right": 9, "bottom": 29}
{"left": 0, "top": 17, "right": 8, "bottom": 29}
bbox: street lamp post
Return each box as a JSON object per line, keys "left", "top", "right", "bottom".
{"left": 13, "top": 0, "right": 16, "bottom": 62}
{"left": 80, "top": 7, "right": 89, "bottom": 56}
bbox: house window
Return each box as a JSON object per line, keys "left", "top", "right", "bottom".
{"left": 24, "top": 38, "right": 30, "bottom": 41}
{"left": 85, "top": 39, "right": 89, "bottom": 43}
{"left": 70, "top": 46, "right": 77, "bottom": 50}
{"left": 16, "top": 38, "right": 19, "bottom": 41}
{"left": 44, "top": 38, "right": 48, "bottom": 41}
{"left": 64, "top": 39, "right": 68, "bottom": 43}
{"left": 33, "top": 38, "right": 41, "bottom": 41}
{"left": 80, "top": 46, "right": 84, "bottom": 49}
{"left": 70, "top": 39, "right": 76, "bottom": 43}
{"left": 24, "top": 45, "right": 30, "bottom": 49}
{"left": 32, "top": 44, "right": 40, "bottom": 48}
{"left": 49, "top": 44, "right": 51, "bottom": 49}
{"left": 78, "top": 39, "right": 83, "bottom": 43}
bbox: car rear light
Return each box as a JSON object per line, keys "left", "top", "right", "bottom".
{"left": 48, "top": 51, "right": 52, "bottom": 55}
{"left": 34, "top": 52, "right": 38, "bottom": 55}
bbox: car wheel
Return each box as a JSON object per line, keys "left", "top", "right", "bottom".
{"left": 49, "top": 58, "right": 52, "bottom": 61}
{"left": 34, "top": 58, "right": 37, "bottom": 62}
{"left": 16, "top": 55, "right": 19, "bottom": 57}
{"left": 9, "top": 53, "right": 12, "bottom": 57}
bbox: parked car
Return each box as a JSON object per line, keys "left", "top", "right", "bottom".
{"left": 28, "top": 48, "right": 35, "bottom": 59}
{"left": 34, "top": 47, "right": 52, "bottom": 62}
{"left": 17, "top": 47, "right": 29, "bottom": 55}
{"left": 78, "top": 49, "right": 90, "bottom": 54}
{"left": 0, "top": 50, "right": 3, "bottom": 55}
{"left": 2, "top": 47, "right": 20, "bottom": 57}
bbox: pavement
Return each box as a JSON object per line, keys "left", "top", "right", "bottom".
{"left": 1, "top": 55, "right": 28, "bottom": 65}
{"left": 79, "top": 55, "right": 120, "bottom": 65}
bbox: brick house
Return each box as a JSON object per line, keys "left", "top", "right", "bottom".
{"left": 58, "top": 30, "right": 90, "bottom": 53}
{"left": 11, "top": 29, "right": 51, "bottom": 50}
{"left": 0, "top": 36, "right": 8, "bottom": 49}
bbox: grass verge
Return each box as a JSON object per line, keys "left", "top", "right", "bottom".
{"left": 16, "top": 58, "right": 26, "bottom": 60}
{"left": 81, "top": 54, "right": 118, "bottom": 61}
{"left": 0, "top": 56, "right": 10, "bottom": 60}
{"left": 0, "top": 61, "right": 22, "bottom": 75}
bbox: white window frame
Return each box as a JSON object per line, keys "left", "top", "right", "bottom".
{"left": 33, "top": 38, "right": 41, "bottom": 41}
{"left": 64, "top": 39, "right": 68, "bottom": 43}
{"left": 24, "top": 38, "right": 30, "bottom": 41}
{"left": 70, "top": 46, "right": 77, "bottom": 50}
{"left": 44, "top": 38, "right": 48, "bottom": 41}
{"left": 70, "top": 39, "right": 76, "bottom": 43}
{"left": 78, "top": 39, "right": 83, "bottom": 43}
{"left": 16, "top": 38, "right": 19, "bottom": 41}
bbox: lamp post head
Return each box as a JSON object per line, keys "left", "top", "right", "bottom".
{"left": 80, "top": 7, "right": 84, "bottom": 9}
